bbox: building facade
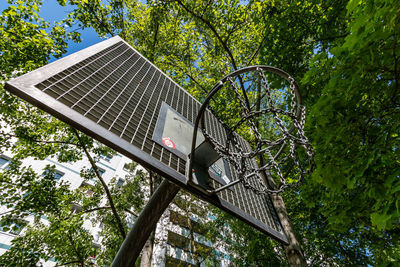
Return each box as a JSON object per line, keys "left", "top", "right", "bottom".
{"left": 0, "top": 151, "right": 230, "bottom": 266}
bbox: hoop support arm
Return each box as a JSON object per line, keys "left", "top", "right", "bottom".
{"left": 206, "top": 179, "right": 242, "bottom": 194}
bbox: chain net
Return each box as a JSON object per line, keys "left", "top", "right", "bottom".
{"left": 202, "top": 67, "right": 314, "bottom": 194}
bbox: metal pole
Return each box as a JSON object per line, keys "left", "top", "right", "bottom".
{"left": 111, "top": 179, "right": 180, "bottom": 267}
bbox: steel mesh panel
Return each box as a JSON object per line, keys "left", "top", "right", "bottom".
{"left": 16, "top": 38, "right": 285, "bottom": 240}
{"left": 37, "top": 42, "right": 177, "bottom": 174}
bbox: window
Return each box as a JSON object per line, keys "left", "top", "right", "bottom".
{"left": 90, "top": 167, "right": 105, "bottom": 177}
{"left": 123, "top": 162, "right": 135, "bottom": 172}
{"left": 42, "top": 169, "right": 64, "bottom": 182}
{"left": 9, "top": 221, "right": 26, "bottom": 235}
{"left": 100, "top": 153, "right": 113, "bottom": 162}
{"left": 53, "top": 170, "right": 64, "bottom": 181}
{"left": 165, "top": 256, "right": 195, "bottom": 267}
{"left": 170, "top": 211, "right": 207, "bottom": 235}
{"left": 173, "top": 197, "right": 205, "bottom": 216}
{"left": 167, "top": 231, "right": 211, "bottom": 253}
{"left": 86, "top": 189, "right": 94, "bottom": 197}
{"left": 123, "top": 163, "right": 129, "bottom": 171}
{"left": 71, "top": 203, "right": 82, "bottom": 213}
{"left": 167, "top": 231, "right": 190, "bottom": 251}
{"left": 0, "top": 155, "right": 11, "bottom": 169}
{"left": 0, "top": 219, "right": 28, "bottom": 235}
{"left": 79, "top": 181, "right": 94, "bottom": 196}
{"left": 117, "top": 178, "right": 124, "bottom": 187}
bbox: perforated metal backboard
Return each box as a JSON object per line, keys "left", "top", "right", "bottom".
{"left": 5, "top": 36, "right": 287, "bottom": 244}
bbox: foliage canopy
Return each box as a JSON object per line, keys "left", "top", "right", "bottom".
{"left": 0, "top": 0, "right": 399, "bottom": 265}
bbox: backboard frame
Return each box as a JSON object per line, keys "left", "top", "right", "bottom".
{"left": 5, "top": 36, "right": 288, "bottom": 244}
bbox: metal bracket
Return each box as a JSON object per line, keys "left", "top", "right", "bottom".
{"left": 188, "top": 140, "right": 220, "bottom": 194}
{"left": 207, "top": 179, "right": 241, "bottom": 194}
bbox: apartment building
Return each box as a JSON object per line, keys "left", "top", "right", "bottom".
{"left": 0, "top": 151, "right": 230, "bottom": 266}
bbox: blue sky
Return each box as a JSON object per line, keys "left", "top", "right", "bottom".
{"left": 0, "top": 1, "right": 103, "bottom": 60}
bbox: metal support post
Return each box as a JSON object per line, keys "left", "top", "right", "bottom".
{"left": 111, "top": 179, "right": 180, "bottom": 267}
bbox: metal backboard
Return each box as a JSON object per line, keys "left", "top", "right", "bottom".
{"left": 5, "top": 36, "right": 287, "bottom": 244}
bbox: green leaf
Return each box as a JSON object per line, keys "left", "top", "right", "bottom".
{"left": 371, "top": 212, "right": 391, "bottom": 230}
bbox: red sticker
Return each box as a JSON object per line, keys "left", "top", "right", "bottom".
{"left": 162, "top": 137, "right": 176, "bottom": 149}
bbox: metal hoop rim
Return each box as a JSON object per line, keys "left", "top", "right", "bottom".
{"left": 188, "top": 65, "right": 304, "bottom": 195}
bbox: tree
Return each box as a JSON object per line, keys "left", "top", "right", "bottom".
{"left": 170, "top": 193, "right": 220, "bottom": 266}
{"left": 299, "top": 0, "right": 400, "bottom": 264}
{"left": 122, "top": 0, "right": 399, "bottom": 265}
{"left": 0, "top": 1, "right": 144, "bottom": 265}
{"left": 206, "top": 206, "right": 285, "bottom": 266}
{"left": 0, "top": 0, "right": 338, "bottom": 265}
{"left": 119, "top": 0, "right": 309, "bottom": 264}
{"left": 90, "top": 162, "right": 147, "bottom": 266}
{"left": 0, "top": 159, "right": 147, "bottom": 266}
{"left": 2, "top": 0, "right": 400, "bottom": 265}
{"left": 60, "top": 0, "right": 303, "bottom": 264}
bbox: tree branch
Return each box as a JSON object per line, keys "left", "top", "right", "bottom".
{"left": 116, "top": 0, "right": 126, "bottom": 38}
{"left": 0, "top": 133, "right": 79, "bottom": 146}
{"left": 175, "top": 0, "right": 239, "bottom": 70}
{"left": 63, "top": 206, "right": 138, "bottom": 221}
{"left": 392, "top": 39, "right": 399, "bottom": 103}
{"left": 86, "top": 1, "right": 115, "bottom": 37}
{"left": 66, "top": 232, "right": 85, "bottom": 267}
{"left": 247, "top": 32, "right": 267, "bottom": 65}
{"left": 84, "top": 206, "right": 138, "bottom": 217}
{"left": 81, "top": 206, "right": 113, "bottom": 215}
{"left": 174, "top": 0, "right": 251, "bottom": 107}
{"left": 0, "top": 209, "right": 14, "bottom": 216}
{"left": 148, "top": 7, "right": 162, "bottom": 62}
{"left": 332, "top": 235, "right": 355, "bottom": 265}
{"left": 164, "top": 60, "right": 209, "bottom": 96}
{"left": 315, "top": 34, "right": 347, "bottom": 42}
{"left": 124, "top": 208, "right": 138, "bottom": 218}
{"left": 72, "top": 128, "right": 126, "bottom": 239}
{"left": 55, "top": 260, "right": 83, "bottom": 267}
{"left": 200, "top": 0, "right": 213, "bottom": 18}
{"left": 224, "top": 19, "right": 248, "bottom": 45}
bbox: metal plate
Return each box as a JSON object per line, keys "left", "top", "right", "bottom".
{"left": 152, "top": 102, "right": 232, "bottom": 189}
{"left": 5, "top": 36, "right": 287, "bottom": 244}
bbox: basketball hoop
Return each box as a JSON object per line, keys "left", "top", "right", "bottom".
{"left": 6, "top": 37, "right": 291, "bottom": 244}
{"left": 189, "top": 66, "right": 314, "bottom": 194}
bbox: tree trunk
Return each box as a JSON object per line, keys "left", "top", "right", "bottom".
{"left": 260, "top": 168, "right": 307, "bottom": 266}
{"left": 139, "top": 171, "right": 160, "bottom": 267}
{"left": 186, "top": 205, "right": 199, "bottom": 267}
{"left": 254, "top": 74, "right": 307, "bottom": 266}
{"left": 139, "top": 231, "right": 154, "bottom": 267}
{"left": 270, "top": 193, "right": 307, "bottom": 267}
